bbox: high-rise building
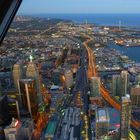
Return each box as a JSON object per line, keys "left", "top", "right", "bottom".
{"left": 112, "top": 75, "right": 121, "bottom": 97}
{"left": 8, "top": 99, "right": 20, "bottom": 120}
{"left": 26, "top": 58, "right": 38, "bottom": 79}
{"left": 64, "top": 69, "right": 73, "bottom": 89}
{"left": 130, "top": 85, "right": 140, "bottom": 107}
{"left": 0, "top": 96, "right": 10, "bottom": 126}
{"left": 112, "top": 71, "right": 129, "bottom": 97}
{"left": 95, "top": 108, "right": 110, "bottom": 139}
{"left": 13, "top": 63, "right": 22, "bottom": 91}
{"left": 19, "top": 79, "right": 38, "bottom": 120}
{"left": 121, "top": 71, "right": 129, "bottom": 96}
{"left": 90, "top": 77, "right": 100, "bottom": 97}
{"left": 120, "top": 95, "right": 131, "bottom": 140}
{"left": 26, "top": 55, "right": 41, "bottom": 103}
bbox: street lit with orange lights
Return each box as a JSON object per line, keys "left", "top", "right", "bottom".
{"left": 83, "top": 34, "right": 140, "bottom": 131}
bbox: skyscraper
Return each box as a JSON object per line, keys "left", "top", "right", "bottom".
{"left": 26, "top": 55, "right": 41, "bottom": 103}
{"left": 120, "top": 95, "right": 131, "bottom": 140}
{"left": 121, "top": 71, "right": 129, "bottom": 96}
{"left": 112, "top": 75, "right": 121, "bottom": 97}
{"left": 26, "top": 56, "right": 38, "bottom": 79}
{"left": 13, "top": 63, "right": 22, "bottom": 90}
{"left": 112, "top": 71, "right": 129, "bottom": 97}
{"left": 95, "top": 108, "right": 110, "bottom": 139}
{"left": 90, "top": 77, "right": 100, "bottom": 97}
{"left": 0, "top": 96, "right": 10, "bottom": 126}
{"left": 19, "top": 79, "right": 38, "bottom": 120}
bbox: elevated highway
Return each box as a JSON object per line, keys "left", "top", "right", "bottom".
{"left": 83, "top": 34, "right": 140, "bottom": 130}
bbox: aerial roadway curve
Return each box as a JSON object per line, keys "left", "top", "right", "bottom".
{"left": 83, "top": 34, "right": 140, "bottom": 130}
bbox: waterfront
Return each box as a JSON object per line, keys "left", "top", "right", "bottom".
{"left": 107, "top": 42, "right": 140, "bottom": 62}
{"left": 30, "top": 13, "right": 140, "bottom": 62}
{"left": 1, "top": 15, "right": 140, "bottom": 139}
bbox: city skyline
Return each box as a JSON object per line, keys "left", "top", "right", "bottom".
{"left": 1, "top": 1, "right": 140, "bottom": 139}
{"left": 18, "top": 0, "right": 140, "bottom": 15}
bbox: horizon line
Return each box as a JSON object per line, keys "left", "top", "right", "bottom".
{"left": 18, "top": 12, "right": 140, "bottom": 15}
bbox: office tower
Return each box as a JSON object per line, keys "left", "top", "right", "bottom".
{"left": 8, "top": 98, "right": 20, "bottom": 119}
{"left": 95, "top": 108, "right": 110, "bottom": 139}
{"left": 90, "top": 77, "right": 100, "bottom": 97}
{"left": 0, "top": 96, "right": 10, "bottom": 126}
{"left": 64, "top": 69, "right": 73, "bottom": 89}
{"left": 120, "top": 95, "right": 131, "bottom": 140}
{"left": 26, "top": 55, "right": 38, "bottom": 78}
{"left": 121, "top": 71, "right": 129, "bottom": 96}
{"left": 130, "top": 85, "right": 140, "bottom": 107}
{"left": 26, "top": 55, "right": 41, "bottom": 103}
{"left": 112, "top": 75, "right": 121, "bottom": 97}
{"left": 13, "top": 63, "right": 22, "bottom": 91}
{"left": 112, "top": 71, "right": 129, "bottom": 97}
{"left": 19, "top": 79, "right": 38, "bottom": 120}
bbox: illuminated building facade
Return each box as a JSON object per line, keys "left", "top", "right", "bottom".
{"left": 13, "top": 63, "right": 22, "bottom": 91}
{"left": 6, "top": 91, "right": 20, "bottom": 119}
{"left": 26, "top": 56, "right": 41, "bottom": 103}
{"left": 120, "top": 95, "right": 131, "bottom": 140}
{"left": 8, "top": 99, "right": 20, "bottom": 120}
{"left": 19, "top": 79, "right": 38, "bottom": 120}
{"left": 95, "top": 108, "right": 110, "bottom": 139}
{"left": 64, "top": 69, "right": 73, "bottom": 89}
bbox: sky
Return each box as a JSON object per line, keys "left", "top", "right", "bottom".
{"left": 18, "top": 0, "right": 140, "bottom": 14}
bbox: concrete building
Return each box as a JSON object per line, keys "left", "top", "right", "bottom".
{"left": 4, "top": 118, "right": 21, "bottom": 140}
{"left": 4, "top": 118, "right": 33, "bottom": 140}
{"left": 120, "top": 95, "right": 131, "bottom": 140}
